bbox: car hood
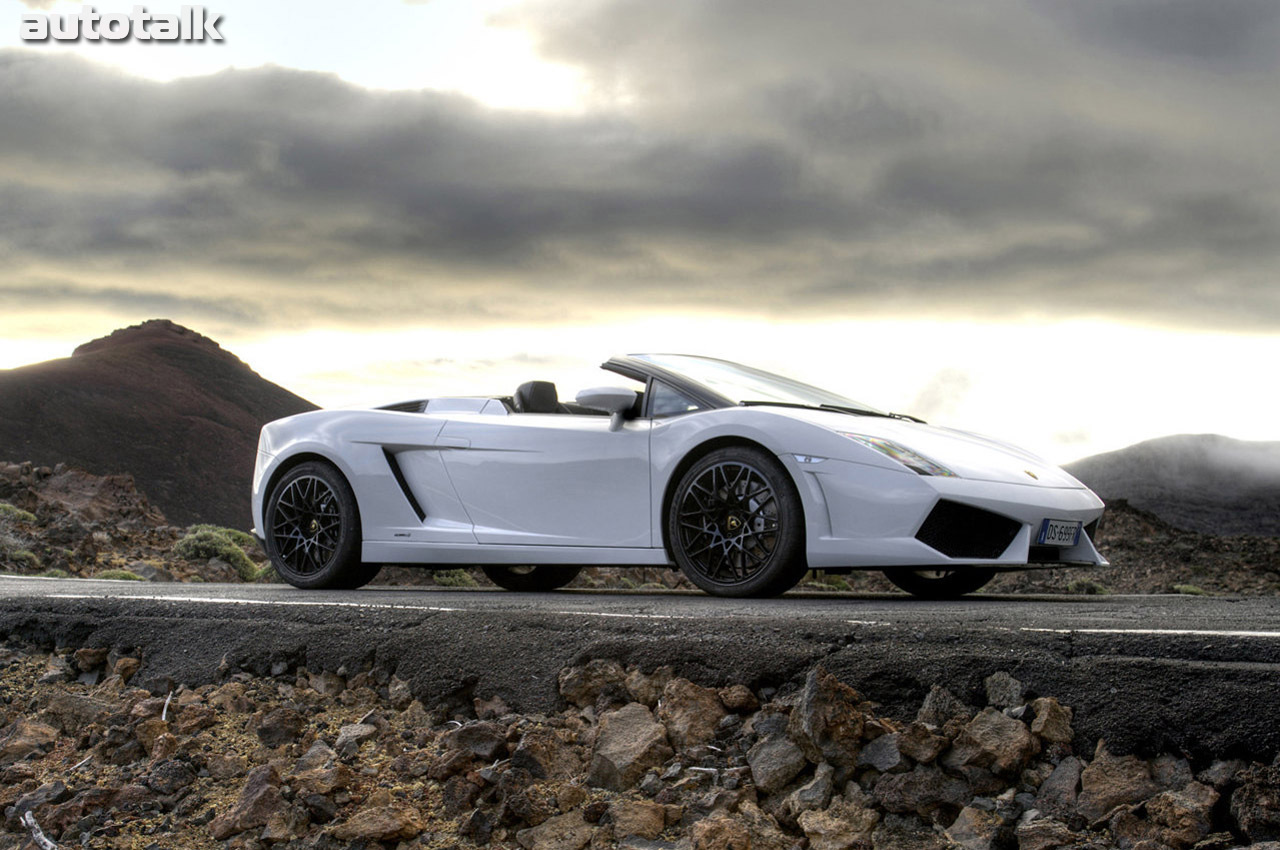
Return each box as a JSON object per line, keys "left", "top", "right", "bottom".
{"left": 769, "top": 407, "right": 1085, "bottom": 488}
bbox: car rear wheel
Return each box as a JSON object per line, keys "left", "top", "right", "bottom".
{"left": 883, "top": 568, "right": 995, "bottom": 599}
{"left": 266, "top": 461, "right": 379, "bottom": 589}
{"left": 668, "top": 446, "right": 806, "bottom": 598}
{"left": 481, "top": 565, "right": 582, "bottom": 592}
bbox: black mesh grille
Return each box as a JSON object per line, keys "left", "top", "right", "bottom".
{"left": 915, "top": 500, "right": 1022, "bottom": 559}
{"left": 1083, "top": 519, "right": 1100, "bottom": 542}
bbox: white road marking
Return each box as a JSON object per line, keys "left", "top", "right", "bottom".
{"left": 1022, "top": 627, "right": 1280, "bottom": 639}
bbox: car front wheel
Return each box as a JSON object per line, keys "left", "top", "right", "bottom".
{"left": 481, "top": 565, "right": 582, "bottom": 591}
{"left": 668, "top": 446, "right": 806, "bottom": 598}
{"left": 883, "top": 568, "right": 995, "bottom": 599}
{"left": 265, "top": 461, "right": 379, "bottom": 589}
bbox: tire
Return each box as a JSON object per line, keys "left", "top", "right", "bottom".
{"left": 265, "top": 461, "right": 379, "bottom": 589}
{"left": 481, "top": 565, "right": 582, "bottom": 592}
{"left": 668, "top": 446, "right": 806, "bottom": 598}
{"left": 883, "top": 568, "right": 995, "bottom": 599}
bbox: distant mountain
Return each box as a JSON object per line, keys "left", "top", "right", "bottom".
{"left": 1065, "top": 434, "right": 1280, "bottom": 536}
{"left": 0, "top": 319, "right": 316, "bottom": 529}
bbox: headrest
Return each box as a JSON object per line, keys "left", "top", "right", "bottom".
{"left": 514, "top": 380, "right": 559, "bottom": 413}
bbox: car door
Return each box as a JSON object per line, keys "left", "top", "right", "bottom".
{"left": 437, "top": 413, "right": 652, "bottom": 547}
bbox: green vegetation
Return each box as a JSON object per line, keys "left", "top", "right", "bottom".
{"left": 10, "top": 549, "right": 40, "bottom": 570}
{"left": 173, "top": 528, "right": 259, "bottom": 582}
{"left": 37, "top": 568, "right": 70, "bottom": 579}
{"left": 0, "top": 502, "right": 36, "bottom": 523}
{"left": 1067, "top": 578, "right": 1110, "bottom": 595}
{"left": 1172, "top": 584, "right": 1208, "bottom": 596}
{"left": 96, "top": 569, "right": 144, "bottom": 581}
{"left": 433, "top": 568, "right": 478, "bottom": 588}
{"left": 256, "top": 564, "right": 283, "bottom": 583}
{"left": 188, "top": 524, "right": 258, "bottom": 552}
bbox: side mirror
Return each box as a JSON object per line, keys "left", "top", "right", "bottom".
{"left": 576, "top": 387, "right": 637, "bottom": 431}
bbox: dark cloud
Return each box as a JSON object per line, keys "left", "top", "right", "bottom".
{"left": 2, "top": 0, "right": 1278, "bottom": 333}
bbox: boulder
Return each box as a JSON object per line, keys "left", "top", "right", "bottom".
{"left": 1029, "top": 698, "right": 1073, "bottom": 745}
{"left": 442, "top": 720, "right": 509, "bottom": 761}
{"left": 798, "top": 798, "right": 880, "bottom": 850}
{"left": 626, "top": 666, "right": 675, "bottom": 708}
{"left": 587, "top": 703, "right": 674, "bottom": 791}
{"left": 209, "top": 764, "right": 284, "bottom": 840}
{"left": 1015, "top": 818, "right": 1077, "bottom": 850}
{"left": 898, "top": 722, "right": 948, "bottom": 764}
{"left": 657, "top": 678, "right": 727, "bottom": 750}
{"left": 788, "top": 666, "right": 868, "bottom": 767}
{"left": 1231, "top": 764, "right": 1280, "bottom": 843}
{"left": 1076, "top": 741, "right": 1158, "bottom": 822}
{"left": 513, "top": 726, "right": 588, "bottom": 780}
{"left": 331, "top": 801, "right": 425, "bottom": 842}
{"left": 561, "top": 660, "right": 628, "bottom": 708}
{"left": 787, "top": 761, "right": 835, "bottom": 814}
{"left": 945, "top": 804, "right": 1005, "bottom": 850}
{"left": 943, "top": 708, "right": 1039, "bottom": 776}
{"left": 610, "top": 800, "right": 667, "bottom": 840}
{"left": 984, "top": 672, "right": 1024, "bottom": 708}
{"left": 859, "top": 733, "right": 904, "bottom": 772}
{"left": 1035, "top": 756, "right": 1083, "bottom": 819}
{"left": 719, "top": 684, "right": 759, "bottom": 714}
{"left": 256, "top": 707, "right": 305, "bottom": 747}
{"left": 0, "top": 719, "right": 58, "bottom": 766}
{"left": 916, "top": 684, "right": 971, "bottom": 727}
{"left": 516, "top": 810, "right": 596, "bottom": 850}
{"left": 873, "top": 764, "right": 970, "bottom": 821}
{"left": 692, "top": 814, "right": 750, "bottom": 850}
{"left": 747, "top": 733, "right": 807, "bottom": 794}
{"left": 334, "top": 721, "right": 378, "bottom": 757}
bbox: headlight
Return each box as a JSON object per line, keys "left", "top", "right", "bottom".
{"left": 840, "top": 433, "right": 958, "bottom": 477}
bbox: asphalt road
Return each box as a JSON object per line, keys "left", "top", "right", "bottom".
{"left": 3, "top": 576, "right": 1279, "bottom": 760}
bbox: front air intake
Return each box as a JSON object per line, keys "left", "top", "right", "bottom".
{"left": 915, "top": 500, "right": 1021, "bottom": 559}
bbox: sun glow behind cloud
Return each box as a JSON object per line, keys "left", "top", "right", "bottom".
{"left": 2, "top": 0, "right": 585, "bottom": 111}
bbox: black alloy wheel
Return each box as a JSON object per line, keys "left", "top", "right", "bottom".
{"left": 883, "top": 567, "right": 995, "bottom": 599}
{"left": 481, "top": 564, "right": 583, "bottom": 592}
{"left": 266, "top": 461, "right": 379, "bottom": 589}
{"left": 668, "top": 446, "right": 806, "bottom": 598}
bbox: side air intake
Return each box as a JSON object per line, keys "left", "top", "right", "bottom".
{"left": 915, "top": 500, "right": 1021, "bottom": 559}
{"left": 383, "top": 449, "right": 426, "bottom": 521}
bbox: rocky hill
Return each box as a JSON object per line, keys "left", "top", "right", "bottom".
{"left": 0, "top": 320, "right": 316, "bottom": 529}
{"left": 1065, "top": 434, "right": 1280, "bottom": 537}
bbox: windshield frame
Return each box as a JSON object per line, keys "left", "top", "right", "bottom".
{"left": 603, "top": 354, "right": 884, "bottom": 415}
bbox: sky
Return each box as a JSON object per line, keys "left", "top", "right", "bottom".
{"left": 2, "top": 0, "right": 1278, "bottom": 463}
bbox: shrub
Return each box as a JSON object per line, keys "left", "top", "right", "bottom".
{"left": 1067, "top": 578, "right": 1110, "bottom": 595}
{"left": 433, "top": 568, "right": 478, "bottom": 588}
{"left": 173, "top": 529, "right": 259, "bottom": 581}
{"left": 1172, "top": 584, "right": 1208, "bottom": 596}
{"left": 256, "top": 564, "right": 283, "bottom": 583}
{"left": 38, "top": 568, "right": 70, "bottom": 579}
{"left": 0, "top": 503, "right": 36, "bottom": 523}
{"left": 96, "top": 569, "right": 144, "bottom": 581}
{"left": 188, "top": 524, "right": 258, "bottom": 552}
{"left": 9, "top": 549, "right": 40, "bottom": 570}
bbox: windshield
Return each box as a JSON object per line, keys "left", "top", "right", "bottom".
{"left": 632, "top": 354, "right": 884, "bottom": 413}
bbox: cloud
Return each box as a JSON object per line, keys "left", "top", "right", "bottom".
{"left": 909, "top": 369, "right": 972, "bottom": 421}
{"left": 2, "top": 0, "right": 1279, "bottom": 333}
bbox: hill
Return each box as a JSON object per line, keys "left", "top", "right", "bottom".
{"left": 0, "top": 319, "right": 316, "bottom": 528}
{"left": 1065, "top": 434, "right": 1280, "bottom": 536}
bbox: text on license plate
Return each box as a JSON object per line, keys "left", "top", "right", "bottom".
{"left": 1037, "top": 519, "right": 1081, "bottom": 547}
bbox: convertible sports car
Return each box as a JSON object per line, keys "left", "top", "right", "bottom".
{"left": 251, "top": 354, "right": 1106, "bottom": 598}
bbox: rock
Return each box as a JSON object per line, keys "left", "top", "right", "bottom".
{"left": 460, "top": 808, "right": 494, "bottom": 843}
{"left": 984, "top": 672, "right": 1024, "bottom": 708}
{"left": 1015, "top": 818, "right": 1077, "bottom": 850}
{"left": 39, "top": 692, "right": 114, "bottom": 734}
{"left": 209, "top": 764, "right": 285, "bottom": 840}
{"left": 898, "top": 722, "right": 948, "bottom": 764}
{"left": 798, "top": 798, "right": 880, "bottom": 850}
{"left": 387, "top": 676, "right": 413, "bottom": 710}
{"left": 587, "top": 703, "right": 674, "bottom": 791}
{"left": 1024, "top": 699, "right": 1072, "bottom": 747}
{"left": 943, "top": 708, "right": 1039, "bottom": 776}
{"left": 1035, "top": 756, "right": 1083, "bottom": 819}
{"left": 1230, "top": 764, "right": 1280, "bottom": 842}
{"left": 38, "top": 655, "right": 72, "bottom": 683}
{"left": 74, "top": 647, "right": 109, "bottom": 671}
{"left": 1152, "top": 754, "right": 1194, "bottom": 791}
{"left": 859, "top": 733, "right": 903, "bottom": 772}
{"left": 256, "top": 707, "right": 305, "bottom": 747}
{"left": 330, "top": 802, "right": 426, "bottom": 842}
{"left": 294, "top": 739, "right": 338, "bottom": 773}
{"left": 133, "top": 716, "right": 169, "bottom": 754}
{"left": 735, "top": 800, "right": 795, "bottom": 850}
{"left": 442, "top": 720, "right": 509, "bottom": 761}
{"left": 1197, "top": 758, "right": 1247, "bottom": 790}
{"left": 916, "top": 684, "right": 970, "bottom": 727}
{"left": 627, "top": 666, "right": 675, "bottom": 708}
{"left": 561, "top": 660, "right": 628, "bottom": 708}
{"left": 207, "top": 753, "right": 248, "bottom": 780}
{"left": 308, "top": 670, "right": 345, "bottom": 696}
{"left": 1143, "top": 781, "right": 1218, "bottom": 849}
{"left": 658, "top": 678, "right": 727, "bottom": 750}
{"left": 170, "top": 704, "right": 215, "bottom": 735}
{"left": 113, "top": 656, "right": 141, "bottom": 682}
{"left": 474, "top": 692, "right": 511, "bottom": 719}
{"left": 146, "top": 758, "right": 196, "bottom": 794}
{"left": 8, "top": 780, "right": 70, "bottom": 820}
{"left": 788, "top": 666, "right": 867, "bottom": 768}
{"left": 718, "top": 684, "right": 759, "bottom": 714}
{"left": 442, "top": 773, "right": 483, "bottom": 816}
{"left": 516, "top": 810, "right": 595, "bottom": 850}
{"left": 871, "top": 812, "right": 951, "bottom": 850}
{"left": 946, "top": 804, "right": 1005, "bottom": 850}
{"left": 787, "top": 761, "right": 835, "bottom": 814}
{"left": 873, "top": 764, "right": 971, "bottom": 821}
{"left": 692, "top": 814, "right": 750, "bottom": 850}
{"left": 0, "top": 718, "right": 58, "bottom": 766}
{"left": 610, "top": 800, "right": 667, "bottom": 840}
{"left": 747, "top": 733, "right": 807, "bottom": 794}
{"left": 1076, "top": 741, "right": 1159, "bottom": 822}
{"left": 513, "top": 727, "right": 587, "bottom": 780}
{"left": 334, "top": 722, "right": 379, "bottom": 757}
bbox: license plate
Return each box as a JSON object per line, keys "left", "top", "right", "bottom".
{"left": 1037, "top": 518, "right": 1081, "bottom": 547}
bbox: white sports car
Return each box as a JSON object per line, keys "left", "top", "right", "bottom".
{"left": 251, "top": 354, "right": 1106, "bottom": 598}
